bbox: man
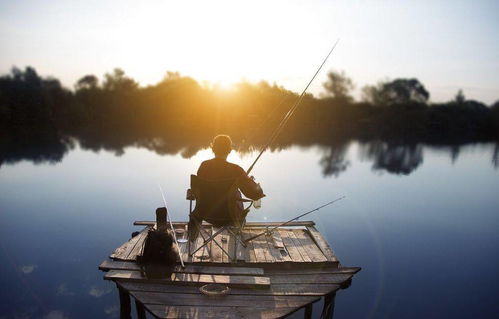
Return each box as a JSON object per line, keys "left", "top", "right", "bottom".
{"left": 188, "top": 134, "right": 264, "bottom": 247}
{"left": 197, "top": 134, "right": 265, "bottom": 202}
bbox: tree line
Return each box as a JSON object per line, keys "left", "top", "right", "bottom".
{"left": 1, "top": 66, "right": 498, "bottom": 166}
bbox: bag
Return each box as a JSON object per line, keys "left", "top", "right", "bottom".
{"left": 138, "top": 229, "right": 177, "bottom": 265}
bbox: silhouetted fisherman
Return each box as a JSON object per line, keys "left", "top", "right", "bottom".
{"left": 197, "top": 135, "right": 265, "bottom": 216}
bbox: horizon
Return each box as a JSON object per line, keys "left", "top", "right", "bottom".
{"left": 1, "top": 0, "right": 498, "bottom": 104}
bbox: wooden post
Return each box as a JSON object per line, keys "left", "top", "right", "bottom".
{"left": 320, "top": 292, "right": 336, "bottom": 319}
{"left": 156, "top": 207, "right": 167, "bottom": 231}
{"left": 118, "top": 285, "right": 131, "bottom": 319}
{"left": 304, "top": 303, "right": 313, "bottom": 319}
{"left": 135, "top": 299, "right": 146, "bottom": 319}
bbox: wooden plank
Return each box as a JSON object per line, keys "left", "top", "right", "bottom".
{"left": 118, "top": 281, "right": 340, "bottom": 296}
{"left": 132, "top": 291, "right": 318, "bottom": 308}
{"left": 210, "top": 227, "right": 223, "bottom": 263}
{"left": 227, "top": 229, "right": 236, "bottom": 263}
{"left": 221, "top": 229, "right": 229, "bottom": 263}
{"left": 268, "top": 273, "right": 353, "bottom": 285}
{"left": 264, "top": 267, "right": 361, "bottom": 275}
{"left": 110, "top": 227, "right": 149, "bottom": 260}
{"left": 248, "top": 230, "right": 271, "bottom": 263}
{"left": 235, "top": 240, "right": 246, "bottom": 262}
{"left": 271, "top": 231, "right": 284, "bottom": 248}
{"left": 293, "top": 229, "right": 328, "bottom": 262}
{"left": 286, "top": 229, "right": 312, "bottom": 262}
{"left": 172, "top": 273, "right": 270, "bottom": 288}
{"left": 134, "top": 221, "right": 316, "bottom": 227}
{"left": 306, "top": 226, "right": 338, "bottom": 262}
{"left": 241, "top": 230, "right": 256, "bottom": 263}
{"left": 193, "top": 227, "right": 210, "bottom": 263}
{"left": 99, "top": 260, "right": 265, "bottom": 275}
{"left": 146, "top": 305, "right": 300, "bottom": 319}
{"left": 127, "top": 229, "right": 148, "bottom": 260}
{"left": 105, "top": 270, "right": 270, "bottom": 288}
{"left": 278, "top": 229, "right": 303, "bottom": 262}
{"left": 265, "top": 233, "right": 287, "bottom": 263}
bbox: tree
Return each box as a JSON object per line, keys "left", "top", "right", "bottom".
{"left": 102, "top": 68, "right": 138, "bottom": 91}
{"left": 322, "top": 70, "right": 354, "bottom": 101}
{"left": 75, "top": 75, "right": 99, "bottom": 91}
{"left": 362, "top": 78, "right": 429, "bottom": 106}
{"left": 454, "top": 89, "right": 465, "bottom": 104}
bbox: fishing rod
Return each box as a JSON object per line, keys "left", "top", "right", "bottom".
{"left": 158, "top": 184, "right": 185, "bottom": 268}
{"left": 243, "top": 196, "right": 345, "bottom": 243}
{"left": 237, "top": 95, "right": 292, "bottom": 153}
{"left": 246, "top": 39, "right": 340, "bottom": 175}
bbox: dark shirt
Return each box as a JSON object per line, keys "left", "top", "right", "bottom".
{"left": 197, "top": 158, "right": 265, "bottom": 200}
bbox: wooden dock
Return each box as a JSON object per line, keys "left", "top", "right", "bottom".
{"left": 99, "top": 220, "right": 360, "bottom": 318}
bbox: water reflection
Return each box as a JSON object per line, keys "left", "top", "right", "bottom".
{"left": 493, "top": 144, "right": 499, "bottom": 168}
{"left": 319, "top": 141, "right": 351, "bottom": 177}
{"left": 358, "top": 142, "right": 423, "bottom": 175}
{"left": 0, "top": 135, "right": 73, "bottom": 167}
{"left": 1, "top": 135, "right": 498, "bottom": 176}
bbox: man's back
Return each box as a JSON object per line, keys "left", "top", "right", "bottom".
{"left": 197, "top": 158, "right": 264, "bottom": 200}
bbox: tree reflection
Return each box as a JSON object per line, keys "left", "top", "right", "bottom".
{"left": 360, "top": 141, "right": 423, "bottom": 175}
{"left": 319, "top": 141, "right": 351, "bottom": 177}
{"left": 0, "top": 135, "right": 72, "bottom": 167}
{"left": 493, "top": 143, "right": 499, "bottom": 169}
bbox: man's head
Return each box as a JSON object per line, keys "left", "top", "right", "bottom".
{"left": 211, "top": 135, "right": 232, "bottom": 158}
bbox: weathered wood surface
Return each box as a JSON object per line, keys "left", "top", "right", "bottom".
{"left": 264, "top": 266, "right": 360, "bottom": 275}
{"left": 293, "top": 229, "right": 328, "bottom": 262}
{"left": 131, "top": 291, "right": 319, "bottom": 308}
{"left": 111, "top": 224, "right": 339, "bottom": 267}
{"left": 271, "top": 231, "right": 284, "bottom": 248}
{"left": 285, "top": 229, "right": 312, "bottom": 262}
{"left": 268, "top": 273, "right": 352, "bottom": 285}
{"left": 145, "top": 305, "right": 301, "bottom": 319}
{"left": 277, "top": 229, "right": 303, "bottom": 262}
{"left": 249, "top": 229, "right": 272, "bottom": 263}
{"left": 210, "top": 227, "right": 223, "bottom": 263}
{"left": 134, "top": 221, "right": 316, "bottom": 227}
{"left": 110, "top": 227, "right": 150, "bottom": 261}
{"left": 105, "top": 270, "right": 270, "bottom": 289}
{"left": 99, "top": 260, "right": 265, "bottom": 275}
{"left": 118, "top": 281, "right": 340, "bottom": 296}
{"left": 306, "top": 226, "right": 338, "bottom": 262}
{"left": 193, "top": 229, "right": 210, "bottom": 263}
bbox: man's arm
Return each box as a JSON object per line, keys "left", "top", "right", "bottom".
{"left": 237, "top": 167, "right": 265, "bottom": 200}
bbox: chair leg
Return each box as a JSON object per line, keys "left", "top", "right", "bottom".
{"left": 228, "top": 228, "right": 247, "bottom": 248}
{"left": 207, "top": 227, "right": 231, "bottom": 259}
{"left": 190, "top": 226, "right": 224, "bottom": 256}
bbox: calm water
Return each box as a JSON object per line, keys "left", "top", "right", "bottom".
{"left": 0, "top": 142, "right": 498, "bottom": 318}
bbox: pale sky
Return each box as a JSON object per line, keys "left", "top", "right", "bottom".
{"left": 1, "top": 0, "right": 498, "bottom": 104}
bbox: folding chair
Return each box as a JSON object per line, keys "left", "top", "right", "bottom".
{"left": 186, "top": 174, "right": 253, "bottom": 262}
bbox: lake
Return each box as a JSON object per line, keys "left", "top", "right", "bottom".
{"left": 0, "top": 141, "right": 498, "bottom": 318}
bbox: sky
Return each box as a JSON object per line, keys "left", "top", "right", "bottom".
{"left": 0, "top": 0, "right": 498, "bottom": 104}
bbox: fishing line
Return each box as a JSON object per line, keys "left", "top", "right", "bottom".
{"left": 158, "top": 184, "right": 185, "bottom": 268}
{"left": 246, "top": 39, "right": 340, "bottom": 175}
{"left": 244, "top": 196, "right": 345, "bottom": 243}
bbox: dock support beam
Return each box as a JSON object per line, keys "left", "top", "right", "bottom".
{"left": 118, "top": 285, "right": 131, "bottom": 319}
{"left": 135, "top": 300, "right": 146, "bottom": 319}
{"left": 321, "top": 292, "right": 336, "bottom": 319}
{"left": 304, "top": 303, "right": 313, "bottom": 318}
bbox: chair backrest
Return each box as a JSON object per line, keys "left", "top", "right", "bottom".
{"left": 190, "top": 174, "right": 240, "bottom": 227}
